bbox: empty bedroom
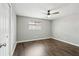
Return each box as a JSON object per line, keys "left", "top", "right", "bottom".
{"left": 0, "top": 3, "right": 79, "bottom": 56}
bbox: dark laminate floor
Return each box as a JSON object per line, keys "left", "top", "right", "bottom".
{"left": 13, "top": 38, "right": 79, "bottom": 56}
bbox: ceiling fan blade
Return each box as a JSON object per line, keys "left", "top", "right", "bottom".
{"left": 52, "top": 11, "right": 59, "bottom": 14}
{"left": 40, "top": 9, "right": 47, "bottom": 13}
{"left": 49, "top": 4, "right": 69, "bottom": 12}
{"left": 42, "top": 12, "right": 48, "bottom": 15}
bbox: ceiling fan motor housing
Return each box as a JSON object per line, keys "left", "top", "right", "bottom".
{"left": 47, "top": 10, "right": 51, "bottom": 15}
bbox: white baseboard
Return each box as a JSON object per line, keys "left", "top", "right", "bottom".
{"left": 17, "top": 37, "right": 51, "bottom": 43}
{"left": 52, "top": 36, "right": 79, "bottom": 47}
{"left": 11, "top": 42, "right": 17, "bottom": 56}
{"left": 17, "top": 37, "right": 79, "bottom": 47}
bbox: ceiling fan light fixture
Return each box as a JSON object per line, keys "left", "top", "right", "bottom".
{"left": 47, "top": 15, "right": 51, "bottom": 18}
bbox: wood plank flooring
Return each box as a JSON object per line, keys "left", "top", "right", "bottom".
{"left": 13, "top": 38, "right": 79, "bottom": 56}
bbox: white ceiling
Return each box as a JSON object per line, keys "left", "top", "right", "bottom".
{"left": 13, "top": 3, "right": 79, "bottom": 20}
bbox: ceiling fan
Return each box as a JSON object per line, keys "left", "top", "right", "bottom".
{"left": 42, "top": 9, "right": 59, "bottom": 17}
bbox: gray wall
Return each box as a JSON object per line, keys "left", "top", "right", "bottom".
{"left": 17, "top": 14, "right": 79, "bottom": 46}
{"left": 52, "top": 13, "right": 79, "bottom": 46}
{"left": 17, "top": 16, "right": 52, "bottom": 42}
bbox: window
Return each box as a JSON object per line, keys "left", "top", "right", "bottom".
{"left": 28, "top": 20, "right": 41, "bottom": 30}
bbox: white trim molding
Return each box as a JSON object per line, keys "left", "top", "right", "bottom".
{"left": 52, "top": 36, "right": 79, "bottom": 47}
{"left": 11, "top": 42, "right": 17, "bottom": 56}
{"left": 17, "top": 37, "right": 79, "bottom": 48}
{"left": 17, "top": 37, "right": 51, "bottom": 43}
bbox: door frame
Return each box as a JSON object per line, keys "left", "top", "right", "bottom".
{"left": 8, "top": 3, "right": 12, "bottom": 56}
